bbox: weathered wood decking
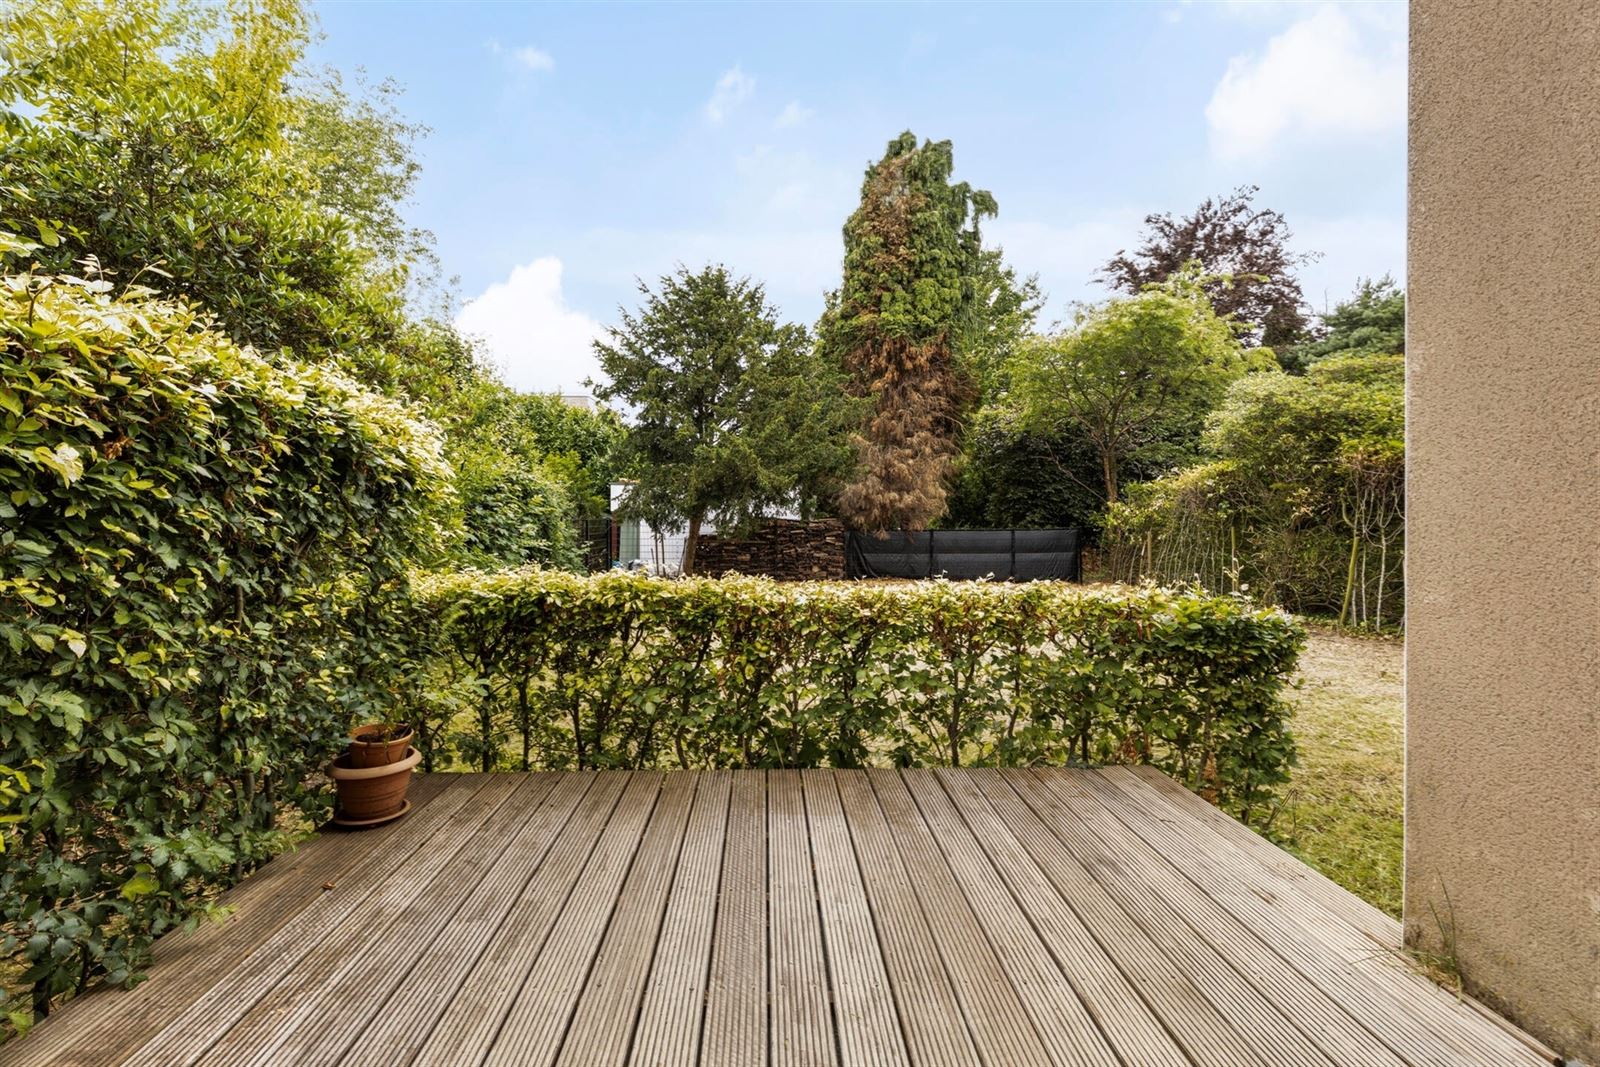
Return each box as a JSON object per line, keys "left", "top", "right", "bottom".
{"left": 5, "top": 768, "right": 1551, "bottom": 1067}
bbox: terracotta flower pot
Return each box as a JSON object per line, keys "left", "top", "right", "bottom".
{"left": 347, "top": 723, "right": 416, "bottom": 768}
{"left": 331, "top": 746, "right": 420, "bottom": 826}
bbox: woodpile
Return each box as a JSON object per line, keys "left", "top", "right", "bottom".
{"left": 694, "top": 518, "right": 847, "bottom": 580}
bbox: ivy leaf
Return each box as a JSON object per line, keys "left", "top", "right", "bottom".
{"left": 120, "top": 873, "right": 160, "bottom": 900}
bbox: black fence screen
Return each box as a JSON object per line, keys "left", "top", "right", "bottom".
{"left": 845, "top": 528, "right": 1082, "bottom": 582}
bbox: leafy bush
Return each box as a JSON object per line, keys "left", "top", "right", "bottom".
{"left": 405, "top": 570, "right": 1304, "bottom": 824}
{"left": 0, "top": 258, "right": 445, "bottom": 1023}
{"left": 456, "top": 461, "right": 579, "bottom": 570}
{"left": 1106, "top": 354, "right": 1404, "bottom": 627}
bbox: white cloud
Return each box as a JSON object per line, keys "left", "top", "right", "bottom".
{"left": 1205, "top": 5, "right": 1405, "bottom": 160}
{"left": 512, "top": 46, "right": 554, "bottom": 72}
{"left": 486, "top": 40, "right": 554, "bottom": 73}
{"left": 455, "top": 258, "right": 603, "bottom": 394}
{"left": 704, "top": 65, "right": 755, "bottom": 124}
{"left": 774, "top": 101, "right": 814, "bottom": 129}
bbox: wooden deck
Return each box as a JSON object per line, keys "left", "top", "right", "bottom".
{"left": 6, "top": 768, "right": 1552, "bottom": 1067}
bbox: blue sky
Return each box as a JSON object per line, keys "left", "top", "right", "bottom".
{"left": 309, "top": 1, "right": 1407, "bottom": 393}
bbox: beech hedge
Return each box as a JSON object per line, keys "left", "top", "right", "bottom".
{"left": 405, "top": 570, "right": 1305, "bottom": 824}
{"left": 0, "top": 258, "right": 446, "bottom": 1025}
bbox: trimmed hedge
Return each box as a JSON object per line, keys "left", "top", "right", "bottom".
{"left": 405, "top": 570, "right": 1305, "bottom": 824}
{"left": 0, "top": 262, "right": 445, "bottom": 1023}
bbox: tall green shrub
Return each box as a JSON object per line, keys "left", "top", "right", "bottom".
{"left": 1107, "top": 353, "right": 1404, "bottom": 626}
{"left": 0, "top": 255, "right": 446, "bottom": 1022}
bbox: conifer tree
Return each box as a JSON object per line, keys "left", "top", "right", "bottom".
{"left": 822, "top": 132, "right": 997, "bottom": 531}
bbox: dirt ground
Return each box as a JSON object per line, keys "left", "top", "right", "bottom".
{"left": 1278, "top": 628, "right": 1405, "bottom": 916}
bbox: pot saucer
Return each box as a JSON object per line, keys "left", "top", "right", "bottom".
{"left": 331, "top": 798, "right": 412, "bottom": 829}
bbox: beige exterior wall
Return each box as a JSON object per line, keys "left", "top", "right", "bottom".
{"left": 1407, "top": 2, "right": 1600, "bottom": 1060}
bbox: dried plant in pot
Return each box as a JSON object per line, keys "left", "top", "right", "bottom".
{"left": 331, "top": 716, "right": 418, "bottom": 828}
{"left": 346, "top": 720, "right": 416, "bottom": 768}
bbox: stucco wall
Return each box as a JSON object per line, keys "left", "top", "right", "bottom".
{"left": 1407, "top": 2, "right": 1600, "bottom": 1060}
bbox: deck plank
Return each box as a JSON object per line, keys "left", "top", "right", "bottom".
{"left": 1, "top": 768, "right": 1552, "bottom": 1067}
{"left": 866, "top": 769, "right": 1056, "bottom": 1067}
{"left": 1078, "top": 768, "right": 1542, "bottom": 1067}
{"left": 199, "top": 774, "right": 560, "bottom": 1066}
{"left": 697, "top": 771, "right": 768, "bottom": 1067}
{"left": 1114, "top": 767, "right": 1551, "bottom": 1064}
{"left": 898, "top": 769, "right": 1123, "bottom": 1067}
{"left": 834, "top": 770, "right": 980, "bottom": 1067}
{"left": 940, "top": 767, "right": 1249, "bottom": 1067}
{"left": 455, "top": 771, "right": 667, "bottom": 1067}
{"left": 9, "top": 773, "right": 454, "bottom": 1067}
{"left": 1014, "top": 768, "right": 1411, "bottom": 1067}
{"left": 966, "top": 768, "right": 1331, "bottom": 1067}
{"left": 627, "top": 771, "right": 732, "bottom": 1067}
{"left": 801, "top": 769, "right": 911, "bottom": 1067}
{"left": 767, "top": 769, "right": 838, "bottom": 1067}
{"left": 394, "top": 771, "right": 635, "bottom": 1067}
{"left": 259, "top": 772, "right": 592, "bottom": 1067}
{"left": 111, "top": 774, "right": 505, "bottom": 1067}
{"left": 152, "top": 775, "right": 523, "bottom": 1066}
{"left": 1121, "top": 766, "right": 1404, "bottom": 949}
{"left": 547, "top": 771, "right": 699, "bottom": 1067}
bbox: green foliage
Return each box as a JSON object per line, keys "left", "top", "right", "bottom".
{"left": 1009, "top": 268, "right": 1271, "bottom": 506}
{"left": 0, "top": 0, "right": 468, "bottom": 407}
{"left": 2, "top": 1, "right": 380, "bottom": 359}
{"left": 450, "top": 387, "right": 623, "bottom": 517}
{"left": 1, "top": 0, "right": 588, "bottom": 576}
{"left": 824, "top": 131, "right": 998, "bottom": 531}
{"left": 594, "top": 265, "right": 852, "bottom": 571}
{"left": 943, "top": 406, "right": 1108, "bottom": 531}
{"left": 406, "top": 570, "right": 1304, "bottom": 824}
{"left": 0, "top": 259, "right": 444, "bottom": 1020}
{"left": 438, "top": 384, "right": 624, "bottom": 571}
{"left": 1108, "top": 354, "right": 1404, "bottom": 627}
{"left": 742, "top": 330, "right": 862, "bottom": 521}
{"left": 289, "top": 66, "right": 430, "bottom": 268}
{"left": 1281, "top": 276, "right": 1405, "bottom": 372}
{"left": 454, "top": 460, "right": 578, "bottom": 570}
{"left": 959, "top": 248, "right": 1043, "bottom": 405}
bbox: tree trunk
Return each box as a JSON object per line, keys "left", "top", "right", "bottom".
{"left": 680, "top": 511, "right": 703, "bottom": 576}
{"left": 1100, "top": 450, "right": 1119, "bottom": 505}
{"left": 1339, "top": 532, "right": 1360, "bottom": 627}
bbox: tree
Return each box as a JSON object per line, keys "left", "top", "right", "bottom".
{"left": 1009, "top": 271, "right": 1267, "bottom": 505}
{"left": 0, "top": 0, "right": 591, "bottom": 570}
{"left": 1100, "top": 185, "right": 1316, "bottom": 350}
{"left": 452, "top": 387, "right": 624, "bottom": 517}
{"left": 290, "top": 67, "right": 430, "bottom": 267}
{"left": 962, "top": 248, "right": 1044, "bottom": 405}
{"left": 943, "top": 406, "right": 1109, "bottom": 531}
{"left": 1110, "top": 354, "right": 1404, "bottom": 625}
{"left": 1280, "top": 275, "right": 1405, "bottom": 371}
{"left": 821, "top": 131, "right": 998, "bottom": 531}
{"left": 0, "top": 0, "right": 461, "bottom": 398}
{"left": 592, "top": 265, "right": 826, "bottom": 574}
{"left": 743, "top": 337, "right": 862, "bottom": 522}
{"left": 0, "top": 250, "right": 447, "bottom": 1021}
{"left": 454, "top": 460, "right": 580, "bottom": 569}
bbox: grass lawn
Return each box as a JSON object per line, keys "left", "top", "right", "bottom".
{"left": 1277, "top": 627, "right": 1405, "bottom": 917}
